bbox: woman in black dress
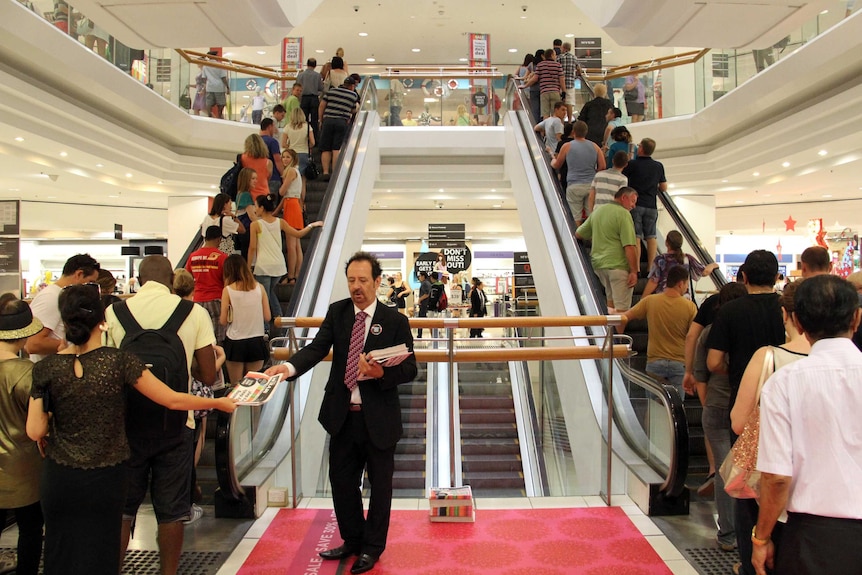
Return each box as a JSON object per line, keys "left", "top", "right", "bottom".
{"left": 26, "top": 285, "right": 236, "bottom": 575}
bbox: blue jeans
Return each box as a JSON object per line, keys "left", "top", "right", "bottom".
{"left": 702, "top": 405, "right": 736, "bottom": 546}
{"left": 646, "top": 359, "right": 685, "bottom": 396}
{"left": 254, "top": 274, "right": 283, "bottom": 333}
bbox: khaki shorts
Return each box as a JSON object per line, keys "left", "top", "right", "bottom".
{"left": 540, "top": 91, "right": 561, "bottom": 118}
{"left": 566, "top": 183, "right": 592, "bottom": 223}
{"left": 595, "top": 268, "right": 633, "bottom": 311}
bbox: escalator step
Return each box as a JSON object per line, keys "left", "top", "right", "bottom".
{"left": 459, "top": 409, "right": 516, "bottom": 423}
{"left": 459, "top": 423, "right": 518, "bottom": 438}
{"left": 397, "top": 438, "right": 426, "bottom": 454}
{"left": 462, "top": 455, "right": 523, "bottom": 473}
{"left": 459, "top": 396, "right": 514, "bottom": 410}
{"left": 459, "top": 383, "right": 514, "bottom": 396}
{"left": 461, "top": 439, "right": 520, "bottom": 455}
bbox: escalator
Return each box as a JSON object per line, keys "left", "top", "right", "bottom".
{"left": 212, "top": 76, "right": 704, "bottom": 518}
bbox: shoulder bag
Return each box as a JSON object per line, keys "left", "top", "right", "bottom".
{"left": 218, "top": 215, "right": 236, "bottom": 255}
{"left": 719, "top": 347, "right": 774, "bottom": 499}
{"left": 304, "top": 119, "right": 320, "bottom": 181}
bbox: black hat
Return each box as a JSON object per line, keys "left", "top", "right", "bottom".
{"left": 0, "top": 303, "right": 42, "bottom": 340}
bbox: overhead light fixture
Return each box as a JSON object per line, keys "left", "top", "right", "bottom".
{"left": 721, "top": 179, "right": 728, "bottom": 183}
{"left": 820, "top": 9, "right": 829, "bottom": 14}
{"left": 735, "top": 200, "right": 744, "bottom": 204}
{"left": 508, "top": 48, "right": 518, "bottom": 53}
{"left": 565, "top": 34, "right": 574, "bottom": 38}
{"left": 9, "top": 188, "right": 19, "bottom": 192}
{"left": 59, "top": 151, "right": 68, "bottom": 157}
{"left": 366, "top": 57, "right": 376, "bottom": 62}
{"left": 668, "top": 183, "right": 675, "bottom": 188}
{"left": 438, "top": 188, "right": 444, "bottom": 193}
{"left": 14, "top": 137, "right": 24, "bottom": 142}
{"left": 256, "top": 50, "right": 266, "bottom": 55}
{"left": 125, "top": 173, "right": 132, "bottom": 178}
{"left": 96, "top": 163, "right": 104, "bottom": 168}
{"left": 412, "top": 48, "right": 421, "bottom": 52}
{"left": 490, "top": 188, "right": 496, "bottom": 192}
{"left": 822, "top": 194, "right": 832, "bottom": 198}
{"left": 818, "top": 150, "right": 828, "bottom": 156}
{"left": 603, "top": 50, "right": 613, "bottom": 54}
{"left": 752, "top": 172, "right": 760, "bottom": 176}
{"left": 782, "top": 161, "right": 791, "bottom": 168}
{"left": 459, "top": 58, "right": 468, "bottom": 62}
{"left": 493, "top": 204, "right": 502, "bottom": 208}
{"left": 316, "top": 49, "right": 325, "bottom": 53}
{"left": 158, "top": 180, "right": 164, "bottom": 184}
{"left": 358, "top": 32, "right": 368, "bottom": 37}
{"left": 210, "top": 184, "right": 217, "bottom": 189}
{"left": 520, "top": 15, "right": 527, "bottom": 19}
{"left": 108, "top": 195, "right": 119, "bottom": 198}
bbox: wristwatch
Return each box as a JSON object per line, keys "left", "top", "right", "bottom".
{"left": 751, "top": 526, "right": 770, "bottom": 546}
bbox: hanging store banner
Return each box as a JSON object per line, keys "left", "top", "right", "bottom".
{"left": 468, "top": 33, "right": 490, "bottom": 64}
{"left": 281, "top": 37, "right": 303, "bottom": 96}
{"left": 574, "top": 37, "right": 602, "bottom": 70}
{"left": 468, "top": 33, "right": 493, "bottom": 123}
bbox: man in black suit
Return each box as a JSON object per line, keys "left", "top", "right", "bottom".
{"left": 468, "top": 277, "right": 487, "bottom": 338}
{"left": 265, "top": 251, "right": 417, "bottom": 574}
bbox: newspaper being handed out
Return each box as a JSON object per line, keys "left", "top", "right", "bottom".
{"left": 358, "top": 344, "right": 412, "bottom": 380}
{"left": 227, "top": 371, "right": 285, "bottom": 405}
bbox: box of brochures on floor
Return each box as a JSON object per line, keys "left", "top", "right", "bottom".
{"left": 428, "top": 486, "right": 475, "bottom": 522}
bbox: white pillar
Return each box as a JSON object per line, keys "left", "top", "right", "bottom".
{"left": 168, "top": 196, "right": 207, "bottom": 269}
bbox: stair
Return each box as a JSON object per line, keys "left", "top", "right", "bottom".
{"left": 392, "top": 380, "right": 427, "bottom": 497}
{"left": 458, "top": 364, "right": 525, "bottom": 497}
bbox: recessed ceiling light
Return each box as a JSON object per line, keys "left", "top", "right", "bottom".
{"left": 752, "top": 172, "right": 760, "bottom": 176}
{"left": 8, "top": 188, "right": 19, "bottom": 192}
{"left": 358, "top": 32, "right": 368, "bottom": 37}
{"left": 508, "top": 48, "right": 518, "bottom": 53}
{"left": 735, "top": 200, "right": 744, "bottom": 204}
{"left": 520, "top": 15, "right": 527, "bottom": 19}
{"left": 818, "top": 150, "right": 828, "bottom": 156}
{"left": 46, "top": 196, "right": 56, "bottom": 199}
{"left": 459, "top": 58, "right": 468, "bottom": 62}
{"left": 721, "top": 179, "right": 728, "bottom": 183}
{"left": 96, "top": 163, "right": 103, "bottom": 168}
{"left": 438, "top": 188, "right": 444, "bottom": 193}
{"left": 668, "top": 183, "right": 675, "bottom": 188}
{"left": 108, "top": 195, "right": 119, "bottom": 198}
{"left": 822, "top": 194, "right": 833, "bottom": 198}
{"left": 366, "top": 57, "right": 376, "bottom": 62}
{"left": 490, "top": 189, "right": 496, "bottom": 192}
{"left": 565, "top": 34, "right": 574, "bottom": 38}
{"left": 14, "top": 137, "right": 24, "bottom": 142}
{"left": 820, "top": 9, "right": 829, "bottom": 14}
{"left": 316, "top": 49, "right": 325, "bottom": 53}
{"left": 256, "top": 50, "right": 266, "bottom": 55}
{"left": 59, "top": 151, "right": 68, "bottom": 157}
{"left": 380, "top": 205, "right": 388, "bottom": 208}
{"left": 210, "top": 185, "right": 217, "bottom": 189}
{"left": 158, "top": 180, "right": 164, "bottom": 184}
{"left": 493, "top": 204, "right": 502, "bottom": 208}
{"left": 782, "top": 161, "right": 791, "bottom": 168}
{"left": 125, "top": 173, "right": 133, "bottom": 178}
{"left": 412, "top": 48, "right": 421, "bottom": 53}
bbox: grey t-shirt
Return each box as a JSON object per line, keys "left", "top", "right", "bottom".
{"left": 202, "top": 66, "right": 227, "bottom": 93}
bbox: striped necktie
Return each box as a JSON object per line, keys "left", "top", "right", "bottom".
{"left": 344, "top": 311, "right": 367, "bottom": 391}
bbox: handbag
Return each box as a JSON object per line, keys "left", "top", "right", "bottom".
{"left": 218, "top": 215, "right": 236, "bottom": 254}
{"left": 179, "top": 87, "right": 192, "bottom": 110}
{"left": 720, "top": 347, "right": 774, "bottom": 499}
{"left": 191, "top": 378, "right": 214, "bottom": 420}
{"left": 304, "top": 158, "right": 320, "bottom": 181}
{"left": 624, "top": 86, "right": 639, "bottom": 101}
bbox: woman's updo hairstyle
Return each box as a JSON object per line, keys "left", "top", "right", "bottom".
{"left": 256, "top": 193, "right": 278, "bottom": 213}
{"left": 59, "top": 284, "right": 104, "bottom": 345}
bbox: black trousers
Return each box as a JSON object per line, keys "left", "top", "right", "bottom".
{"left": 328, "top": 410, "right": 396, "bottom": 557}
{"left": 0, "top": 501, "right": 43, "bottom": 575}
{"left": 301, "top": 95, "right": 320, "bottom": 146}
{"left": 775, "top": 512, "right": 862, "bottom": 575}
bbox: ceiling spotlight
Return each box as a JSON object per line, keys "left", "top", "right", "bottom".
{"left": 210, "top": 184, "right": 217, "bottom": 189}
{"left": 752, "top": 172, "right": 760, "bottom": 177}
{"left": 818, "top": 150, "right": 828, "bottom": 156}
{"left": 508, "top": 48, "right": 518, "bottom": 53}
{"left": 315, "top": 49, "right": 325, "bottom": 53}
{"left": 59, "top": 151, "right": 68, "bottom": 157}
{"left": 721, "top": 179, "right": 728, "bottom": 183}
{"left": 822, "top": 194, "right": 832, "bottom": 198}
{"left": 358, "top": 32, "right": 368, "bottom": 37}
{"left": 781, "top": 161, "right": 790, "bottom": 168}
{"left": 412, "top": 48, "right": 421, "bottom": 52}
{"left": 14, "top": 137, "right": 24, "bottom": 142}
{"left": 125, "top": 173, "right": 132, "bottom": 178}
{"left": 366, "top": 57, "right": 376, "bottom": 62}
{"left": 459, "top": 58, "right": 468, "bottom": 62}
{"left": 565, "top": 34, "right": 575, "bottom": 38}
{"left": 256, "top": 50, "right": 266, "bottom": 55}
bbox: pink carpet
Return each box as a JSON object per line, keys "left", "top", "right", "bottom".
{"left": 237, "top": 506, "right": 672, "bottom": 574}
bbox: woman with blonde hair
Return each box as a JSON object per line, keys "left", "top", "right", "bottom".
{"left": 240, "top": 133, "right": 272, "bottom": 201}
{"left": 279, "top": 149, "right": 306, "bottom": 283}
{"left": 220, "top": 255, "right": 270, "bottom": 384}
{"left": 282, "top": 107, "right": 314, "bottom": 190}
{"left": 456, "top": 104, "right": 471, "bottom": 126}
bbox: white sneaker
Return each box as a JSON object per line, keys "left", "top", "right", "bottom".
{"left": 184, "top": 504, "right": 203, "bottom": 525}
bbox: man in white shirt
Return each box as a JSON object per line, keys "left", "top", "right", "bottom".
{"left": 533, "top": 101, "right": 567, "bottom": 154}
{"left": 26, "top": 253, "right": 101, "bottom": 362}
{"left": 752, "top": 275, "right": 862, "bottom": 575}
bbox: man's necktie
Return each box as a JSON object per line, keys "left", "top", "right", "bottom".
{"left": 344, "top": 311, "right": 367, "bottom": 391}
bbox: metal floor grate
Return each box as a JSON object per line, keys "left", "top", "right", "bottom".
{"left": 0, "top": 548, "right": 226, "bottom": 575}
{"left": 684, "top": 547, "right": 740, "bottom": 575}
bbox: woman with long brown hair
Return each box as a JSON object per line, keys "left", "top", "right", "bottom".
{"left": 220, "top": 255, "right": 270, "bottom": 384}
{"left": 642, "top": 230, "right": 719, "bottom": 297}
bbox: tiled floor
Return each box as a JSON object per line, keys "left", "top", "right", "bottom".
{"left": 215, "top": 495, "right": 701, "bottom": 575}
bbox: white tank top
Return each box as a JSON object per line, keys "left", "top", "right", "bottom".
{"left": 226, "top": 284, "right": 266, "bottom": 340}
{"left": 285, "top": 167, "right": 302, "bottom": 199}
{"left": 253, "top": 218, "right": 286, "bottom": 277}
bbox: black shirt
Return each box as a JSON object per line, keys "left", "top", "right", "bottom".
{"left": 705, "top": 292, "right": 784, "bottom": 396}
{"left": 622, "top": 156, "right": 666, "bottom": 210}
{"left": 693, "top": 293, "right": 720, "bottom": 327}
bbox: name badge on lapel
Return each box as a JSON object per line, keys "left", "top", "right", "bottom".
{"left": 370, "top": 324, "right": 383, "bottom": 336}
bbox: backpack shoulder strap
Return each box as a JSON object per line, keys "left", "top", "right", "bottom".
{"left": 112, "top": 301, "right": 143, "bottom": 336}
{"left": 236, "top": 153, "right": 242, "bottom": 165}
{"left": 161, "top": 299, "right": 195, "bottom": 334}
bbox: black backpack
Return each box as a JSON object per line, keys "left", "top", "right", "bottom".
{"left": 113, "top": 299, "right": 194, "bottom": 439}
{"left": 219, "top": 153, "right": 243, "bottom": 201}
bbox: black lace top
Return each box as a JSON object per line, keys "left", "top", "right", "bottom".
{"left": 31, "top": 347, "right": 146, "bottom": 469}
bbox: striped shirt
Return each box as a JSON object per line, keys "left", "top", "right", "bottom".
{"left": 322, "top": 86, "right": 359, "bottom": 121}
{"left": 558, "top": 52, "right": 578, "bottom": 89}
{"left": 535, "top": 60, "right": 563, "bottom": 94}
{"left": 591, "top": 169, "right": 628, "bottom": 207}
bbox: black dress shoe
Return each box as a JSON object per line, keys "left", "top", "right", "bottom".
{"left": 319, "top": 544, "right": 359, "bottom": 560}
{"left": 350, "top": 553, "right": 378, "bottom": 574}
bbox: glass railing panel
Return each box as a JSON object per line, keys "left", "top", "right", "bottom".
{"left": 376, "top": 72, "right": 506, "bottom": 127}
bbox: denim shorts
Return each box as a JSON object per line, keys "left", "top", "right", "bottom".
{"left": 631, "top": 205, "right": 658, "bottom": 239}
{"left": 123, "top": 428, "right": 194, "bottom": 524}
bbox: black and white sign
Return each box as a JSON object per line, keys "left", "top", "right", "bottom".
{"left": 575, "top": 37, "right": 602, "bottom": 70}
{"left": 440, "top": 246, "right": 472, "bottom": 274}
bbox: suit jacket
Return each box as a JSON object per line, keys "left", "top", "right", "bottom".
{"left": 289, "top": 298, "right": 418, "bottom": 449}
{"left": 470, "top": 288, "right": 487, "bottom": 317}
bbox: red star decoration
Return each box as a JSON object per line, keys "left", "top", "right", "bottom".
{"left": 784, "top": 215, "right": 797, "bottom": 232}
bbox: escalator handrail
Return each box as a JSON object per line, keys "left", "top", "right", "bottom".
{"left": 213, "top": 79, "right": 378, "bottom": 503}
{"left": 506, "top": 77, "right": 689, "bottom": 497}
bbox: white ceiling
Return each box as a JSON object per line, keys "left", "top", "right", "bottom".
{"left": 1, "top": 0, "right": 861, "bottom": 239}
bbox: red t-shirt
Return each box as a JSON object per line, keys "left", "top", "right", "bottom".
{"left": 186, "top": 247, "right": 227, "bottom": 302}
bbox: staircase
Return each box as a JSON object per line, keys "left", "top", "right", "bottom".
{"left": 458, "top": 363, "right": 525, "bottom": 497}
{"left": 392, "top": 377, "right": 428, "bottom": 498}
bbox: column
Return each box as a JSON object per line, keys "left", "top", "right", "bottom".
{"left": 168, "top": 195, "right": 208, "bottom": 268}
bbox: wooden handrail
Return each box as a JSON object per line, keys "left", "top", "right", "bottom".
{"left": 176, "top": 49, "right": 298, "bottom": 81}
{"left": 275, "top": 315, "right": 627, "bottom": 329}
{"left": 583, "top": 49, "right": 709, "bottom": 81}
{"left": 271, "top": 344, "right": 631, "bottom": 363}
